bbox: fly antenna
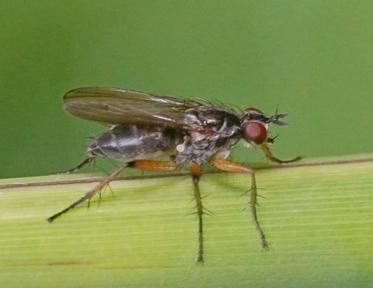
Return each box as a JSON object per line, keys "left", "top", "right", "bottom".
{"left": 267, "top": 108, "right": 288, "bottom": 126}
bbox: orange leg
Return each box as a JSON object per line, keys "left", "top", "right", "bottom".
{"left": 212, "top": 159, "right": 268, "bottom": 248}
{"left": 191, "top": 162, "right": 204, "bottom": 263}
{"left": 48, "top": 160, "right": 177, "bottom": 222}
{"left": 261, "top": 143, "right": 302, "bottom": 164}
{"left": 128, "top": 160, "right": 177, "bottom": 171}
{"left": 47, "top": 166, "right": 125, "bottom": 222}
{"left": 129, "top": 160, "right": 205, "bottom": 263}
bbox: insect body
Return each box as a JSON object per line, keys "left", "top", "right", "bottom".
{"left": 48, "top": 87, "right": 301, "bottom": 262}
{"left": 88, "top": 124, "right": 182, "bottom": 162}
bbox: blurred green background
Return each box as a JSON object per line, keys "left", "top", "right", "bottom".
{"left": 1, "top": 0, "right": 372, "bottom": 178}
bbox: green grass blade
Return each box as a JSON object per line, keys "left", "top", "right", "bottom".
{"left": 1, "top": 155, "right": 373, "bottom": 287}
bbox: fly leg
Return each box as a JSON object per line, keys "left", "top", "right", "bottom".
{"left": 261, "top": 143, "right": 302, "bottom": 164}
{"left": 212, "top": 159, "right": 268, "bottom": 249}
{"left": 191, "top": 163, "right": 204, "bottom": 263}
{"left": 47, "top": 166, "right": 125, "bottom": 222}
{"left": 54, "top": 157, "right": 93, "bottom": 174}
{"left": 127, "top": 160, "right": 177, "bottom": 171}
{"left": 48, "top": 160, "right": 177, "bottom": 222}
{"left": 129, "top": 160, "right": 205, "bottom": 262}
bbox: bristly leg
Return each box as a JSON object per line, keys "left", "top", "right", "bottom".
{"left": 49, "top": 160, "right": 176, "bottom": 223}
{"left": 261, "top": 143, "right": 302, "bottom": 164}
{"left": 47, "top": 166, "right": 125, "bottom": 222}
{"left": 248, "top": 173, "right": 268, "bottom": 248}
{"left": 191, "top": 163, "right": 204, "bottom": 263}
{"left": 212, "top": 159, "right": 268, "bottom": 249}
{"left": 54, "top": 157, "right": 93, "bottom": 174}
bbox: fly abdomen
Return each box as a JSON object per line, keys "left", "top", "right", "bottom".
{"left": 87, "top": 124, "right": 182, "bottom": 162}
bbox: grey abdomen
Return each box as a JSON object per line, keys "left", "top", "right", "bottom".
{"left": 87, "top": 124, "right": 182, "bottom": 162}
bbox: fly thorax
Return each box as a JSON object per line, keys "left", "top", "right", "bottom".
{"left": 175, "top": 107, "right": 241, "bottom": 165}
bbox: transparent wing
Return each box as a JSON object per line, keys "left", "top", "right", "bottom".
{"left": 63, "top": 87, "right": 202, "bottom": 127}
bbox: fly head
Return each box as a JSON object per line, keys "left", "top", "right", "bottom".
{"left": 241, "top": 107, "right": 288, "bottom": 145}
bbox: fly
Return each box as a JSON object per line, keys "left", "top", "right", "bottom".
{"left": 48, "top": 87, "right": 301, "bottom": 263}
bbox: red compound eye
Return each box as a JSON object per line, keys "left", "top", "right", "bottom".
{"left": 243, "top": 122, "right": 267, "bottom": 144}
